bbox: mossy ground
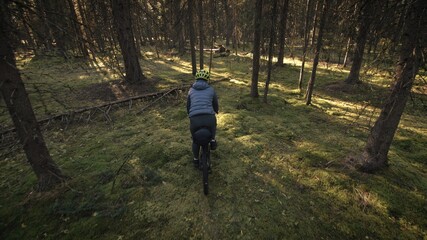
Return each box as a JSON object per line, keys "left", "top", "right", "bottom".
{"left": 0, "top": 48, "right": 426, "bottom": 239}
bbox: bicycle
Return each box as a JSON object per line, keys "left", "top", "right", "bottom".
{"left": 193, "top": 127, "right": 213, "bottom": 195}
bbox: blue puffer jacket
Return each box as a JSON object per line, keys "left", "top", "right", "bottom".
{"left": 187, "top": 79, "right": 219, "bottom": 118}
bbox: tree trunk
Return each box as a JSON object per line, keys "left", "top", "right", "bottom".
{"left": 298, "top": 0, "right": 312, "bottom": 91}
{"left": 232, "top": 3, "right": 239, "bottom": 50}
{"left": 310, "top": 0, "right": 320, "bottom": 47}
{"left": 96, "top": 0, "right": 109, "bottom": 53}
{"left": 160, "top": 0, "right": 169, "bottom": 47}
{"left": 223, "top": 0, "right": 232, "bottom": 47}
{"left": 67, "top": 0, "right": 89, "bottom": 58}
{"left": 198, "top": 0, "right": 204, "bottom": 69}
{"left": 342, "top": 36, "right": 351, "bottom": 67}
{"left": 76, "top": 0, "right": 91, "bottom": 50}
{"left": 276, "top": 0, "right": 290, "bottom": 66}
{"left": 43, "top": 0, "right": 68, "bottom": 57}
{"left": 263, "top": 0, "right": 278, "bottom": 103}
{"left": 0, "top": 1, "right": 66, "bottom": 191}
{"left": 111, "top": 0, "right": 145, "bottom": 84}
{"left": 358, "top": 0, "right": 424, "bottom": 173}
{"left": 344, "top": 0, "right": 374, "bottom": 84}
{"left": 34, "top": 0, "right": 54, "bottom": 52}
{"left": 389, "top": 0, "right": 407, "bottom": 54}
{"left": 251, "top": 0, "right": 263, "bottom": 98}
{"left": 305, "top": 0, "right": 329, "bottom": 105}
{"left": 172, "top": 0, "right": 185, "bottom": 55}
{"left": 208, "top": 0, "right": 216, "bottom": 73}
{"left": 188, "top": 0, "right": 197, "bottom": 75}
{"left": 16, "top": 6, "right": 36, "bottom": 52}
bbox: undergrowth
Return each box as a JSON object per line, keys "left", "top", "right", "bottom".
{"left": 0, "top": 49, "right": 426, "bottom": 239}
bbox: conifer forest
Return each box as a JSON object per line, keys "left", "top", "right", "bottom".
{"left": 0, "top": 0, "right": 426, "bottom": 239}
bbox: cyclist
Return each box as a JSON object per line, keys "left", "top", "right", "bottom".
{"left": 186, "top": 69, "right": 218, "bottom": 168}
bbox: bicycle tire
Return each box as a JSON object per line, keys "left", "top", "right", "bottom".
{"left": 202, "top": 145, "right": 209, "bottom": 195}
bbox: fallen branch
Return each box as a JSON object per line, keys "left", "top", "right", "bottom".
{"left": 110, "top": 143, "right": 141, "bottom": 193}
{"left": 0, "top": 87, "right": 185, "bottom": 136}
{"left": 111, "top": 152, "right": 133, "bottom": 194}
{"left": 138, "top": 88, "right": 177, "bottom": 114}
{"left": 1, "top": 79, "right": 229, "bottom": 136}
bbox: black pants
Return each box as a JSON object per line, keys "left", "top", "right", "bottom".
{"left": 190, "top": 114, "right": 217, "bottom": 158}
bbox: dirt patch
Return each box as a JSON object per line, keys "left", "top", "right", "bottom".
{"left": 323, "top": 81, "right": 361, "bottom": 93}
{"left": 77, "top": 78, "right": 162, "bottom": 102}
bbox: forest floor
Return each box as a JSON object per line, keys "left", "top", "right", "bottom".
{"left": 1, "top": 49, "right": 426, "bottom": 239}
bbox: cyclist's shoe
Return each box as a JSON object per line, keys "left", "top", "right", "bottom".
{"left": 193, "top": 158, "right": 199, "bottom": 169}
{"left": 210, "top": 139, "right": 217, "bottom": 150}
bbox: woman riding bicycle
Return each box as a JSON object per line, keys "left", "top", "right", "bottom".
{"left": 186, "top": 70, "right": 218, "bottom": 168}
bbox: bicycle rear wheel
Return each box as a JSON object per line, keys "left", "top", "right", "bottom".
{"left": 202, "top": 145, "right": 209, "bottom": 195}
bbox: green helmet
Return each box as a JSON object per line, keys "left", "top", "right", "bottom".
{"left": 195, "top": 69, "right": 210, "bottom": 81}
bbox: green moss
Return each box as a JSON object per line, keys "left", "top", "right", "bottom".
{"left": 1, "top": 50, "right": 426, "bottom": 239}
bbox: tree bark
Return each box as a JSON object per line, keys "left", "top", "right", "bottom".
{"left": 344, "top": 0, "right": 374, "bottom": 84}
{"left": 298, "top": 0, "right": 312, "bottom": 91}
{"left": 0, "top": 1, "right": 66, "bottom": 191}
{"left": 359, "top": 0, "right": 424, "bottom": 173}
{"left": 188, "top": 0, "right": 197, "bottom": 75}
{"left": 276, "top": 0, "right": 290, "bottom": 66}
{"left": 251, "top": 0, "right": 263, "bottom": 98}
{"left": 305, "top": 0, "right": 329, "bottom": 105}
{"left": 111, "top": 0, "right": 145, "bottom": 84}
{"left": 263, "top": 0, "right": 278, "bottom": 103}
